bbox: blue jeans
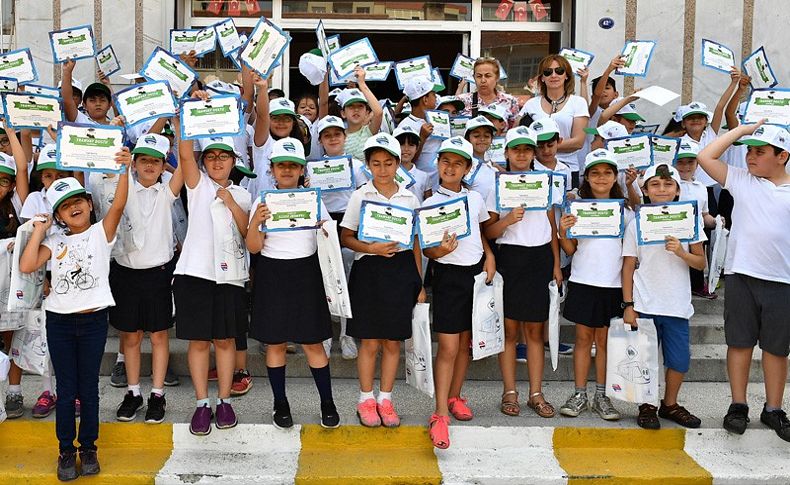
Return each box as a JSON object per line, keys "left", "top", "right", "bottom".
{"left": 46, "top": 309, "right": 108, "bottom": 453}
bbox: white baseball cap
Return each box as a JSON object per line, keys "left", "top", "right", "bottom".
{"left": 464, "top": 115, "right": 496, "bottom": 137}
{"left": 676, "top": 139, "right": 700, "bottom": 160}
{"left": 585, "top": 120, "right": 629, "bottom": 140}
{"left": 363, "top": 133, "right": 401, "bottom": 159}
{"left": 270, "top": 137, "right": 306, "bottom": 165}
{"left": 269, "top": 97, "right": 296, "bottom": 117}
{"left": 642, "top": 163, "right": 682, "bottom": 187}
{"left": 299, "top": 48, "right": 327, "bottom": 86}
{"left": 57, "top": 78, "right": 84, "bottom": 93}
{"left": 337, "top": 88, "right": 367, "bottom": 108}
{"left": 584, "top": 148, "right": 618, "bottom": 170}
{"left": 392, "top": 124, "right": 420, "bottom": 142}
{"left": 675, "top": 101, "right": 712, "bottom": 122}
{"left": 437, "top": 136, "right": 473, "bottom": 161}
{"left": 480, "top": 103, "right": 507, "bottom": 122}
{"left": 613, "top": 98, "right": 646, "bottom": 122}
{"left": 0, "top": 153, "right": 15, "bottom": 177}
{"left": 37, "top": 143, "right": 58, "bottom": 171}
{"left": 316, "top": 115, "right": 346, "bottom": 135}
{"left": 403, "top": 75, "right": 434, "bottom": 102}
{"left": 734, "top": 124, "right": 790, "bottom": 153}
{"left": 206, "top": 79, "right": 241, "bottom": 96}
{"left": 132, "top": 134, "right": 169, "bottom": 159}
{"left": 505, "top": 126, "right": 536, "bottom": 148}
{"left": 436, "top": 95, "right": 465, "bottom": 112}
{"left": 529, "top": 118, "right": 560, "bottom": 141}
{"left": 46, "top": 177, "right": 87, "bottom": 211}
{"left": 202, "top": 136, "right": 236, "bottom": 154}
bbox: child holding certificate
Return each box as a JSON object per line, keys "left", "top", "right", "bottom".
{"left": 557, "top": 149, "right": 629, "bottom": 421}
{"left": 423, "top": 136, "right": 495, "bottom": 449}
{"left": 697, "top": 121, "right": 790, "bottom": 442}
{"left": 622, "top": 164, "right": 706, "bottom": 430}
{"left": 339, "top": 67, "right": 383, "bottom": 161}
{"left": 393, "top": 124, "right": 431, "bottom": 202}
{"left": 463, "top": 116, "right": 498, "bottom": 202}
{"left": 396, "top": 75, "right": 440, "bottom": 187}
{"left": 340, "top": 133, "right": 426, "bottom": 428}
{"left": 61, "top": 59, "right": 113, "bottom": 126}
{"left": 484, "top": 127, "right": 563, "bottom": 419}
{"left": 174, "top": 127, "right": 252, "bottom": 436}
{"left": 246, "top": 137, "right": 339, "bottom": 430}
{"left": 530, "top": 118, "right": 573, "bottom": 199}
{"left": 19, "top": 156, "right": 129, "bottom": 481}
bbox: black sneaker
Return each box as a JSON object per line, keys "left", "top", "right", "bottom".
{"left": 144, "top": 393, "right": 167, "bottom": 424}
{"left": 116, "top": 391, "right": 144, "bottom": 422}
{"left": 637, "top": 403, "right": 660, "bottom": 430}
{"left": 272, "top": 399, "right": 293, "bottom": 429}
{"left": 57, "top": 451, "right": 78, "bottom": 482}
{"left": 163, "top": 367, "right": 180, "bottom": 387}
{"left": 79, "top": 450, "right": 100, "bottom": 476}
{"left": 658, "top": 400, "right": 701, "bottom": 428}
{"left": 320, "top": 400, "right": 340, "bottom": 429}
{"left": 109, "top": 362, "right": 127, "bottom": 388}
{"left": 760, "top": 405, "right": 790, "bottom": 442}
{"left": 723, "top": 403, "right": 750, "bottom": 435}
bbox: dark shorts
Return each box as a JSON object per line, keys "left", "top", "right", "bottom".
{"left": 563, "top": 281, "right": 623, "bottom": 328}
{"left": 109, "top": 259, "right": 176, "bottom": 333}
{"left": 173, "top": 275, "right": 248, "bottom": 341}
{"left": 724, "top": 273, "right": 790, "bottom": 357}
{"left": 638, "top": 312, "right": 691, "bottom": 373}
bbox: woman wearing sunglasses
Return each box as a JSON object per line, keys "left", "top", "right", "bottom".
{"left": 457, "top": 57, "right": 522, "bottom": 129}
{"left": 518, "top": 54, "right": 589, "bottom": 188}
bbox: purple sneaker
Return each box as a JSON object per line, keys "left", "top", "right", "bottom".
{"left": 189, "top": 405, "right": 213, "bottom": 436}
{"left": 215, "top": 402, "right": 238, "bottom": 429}
{"left": 32, "top": 391, "right": 57, "bottom": 418}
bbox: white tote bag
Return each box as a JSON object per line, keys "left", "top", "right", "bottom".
{"left": 606, "top": 318, "right": 660, "bottom": 405}
{"left": 547, "top": 280, "right": 564, "bottom": 371}
{"left": 405, "top": 302, "right": 434, "bottom": 397}
{"left": 708, "top": 216, "right": 728, "bottom": 292}
{"left": 316, "top": 220, "right": 352, "bottom": 319}
{"left": 210, "top": 199, "right": 249, "bottom": 284}
{"left": 471, "top": 272, "right": 505, "bottom": 361}
{"left": 9, "top": 310, "right": 48, "bottom": 376}
{"left": 0, "top": 350, "right": 7, "bottom": 423}
{"left": 7, "top": 221, "right": 45, "bottom": 313}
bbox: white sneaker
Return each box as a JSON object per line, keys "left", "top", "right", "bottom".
{"left": 340, "top": 336, "right": 358, "bottom": 360}
{"left": 323, "top": 338, "right": 332, "bottom": 357}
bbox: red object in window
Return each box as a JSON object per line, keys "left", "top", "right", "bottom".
{"left": 245, "top": 0, "right": 261, "bottom": 15}
{"left": 495, "top": 0, "right": 513, "bottom": 20}
{"left": 529, "top": 0, "right": 549, "bottom": 21}
{"left": 207, "top": 0, "right": 224, "bottom": 15}
{"left": 228, "top": 0, "right": 241, "bottom": 16}
{"left": 514, "top": 2, "right": 528, "bottom": 21}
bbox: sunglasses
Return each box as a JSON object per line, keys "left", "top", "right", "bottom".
{"left": 542, "top": 67, "right": 566, "bottom": 77}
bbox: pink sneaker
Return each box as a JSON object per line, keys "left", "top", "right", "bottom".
{"left": 75, "top": 399, "right": 81, "bottom": 417}
{"left": 377, "top": 399, "right": 400, "bottom": 428}
{"left": 448, "top": 396, "right": 473, "bottom": 421}
{"left": 356, "top": 398, "right": 381, "bottom": 427}
{"left": 32, "top": 391, "right": 57, "bottom": 418}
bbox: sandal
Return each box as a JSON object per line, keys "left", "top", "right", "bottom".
{"left": 500, "top": 390, "right": 520, "bottom": 417}
{"left": 429, "top": 413, "right": 450, "bottom": 449}
{"left": 527, "top": 392, "right": 556, "bottom": 418}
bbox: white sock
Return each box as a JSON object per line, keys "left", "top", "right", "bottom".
{"left": 128, "top": 384, "right": 141, "bottom": 397}
{"left": 216, "top": 397, "right": 229, "bottom": 406}
{"left": 8, "top": 384, "right": 21, "bottom": 395}
{"left": 116, "top": 353, "right": 125, "bottom": 363}
{"left": 358, "top": 390, "right": 375, "bottom": 403}
{"left": 377, "top": 391, "right": 392, "bottom": 404}
{"left": 151, "top": 388, "right": 164, "bottom": 397}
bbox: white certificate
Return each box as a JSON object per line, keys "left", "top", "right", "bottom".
{"left": 49, "top": 25, "right": 95, "bottom": 64}
{"left": 449, "top": 53, "right": 475, "bottom": 83}
{"left": 742, "top": 47, "right": 778, "bottom": 89}
{"left": 306, "top": 156, "right": 354, "bottom": 192}
{"left": 2, "top": 93, "right": 63, "bottom": 130}
{"left": 358, "top": 200, "right": 415, "bottom": 248}
{"left": 550, "top": 172, "right": 567, "bottom": 207}
{"left": 394, "top": 55, "right": 433, "bottom": 90}
{"left": 416, "top": 196, "right": 471, "bottom": 249}
{"left": 261, "top": 188, "right": 321, "bottom": 232}
{"left": 559, "top": 48, "right": 595, "bottom": 75}
{"left": 432, "top": 68, "right": 445, "bottom": 92}
{"left": 567, "top": 200, "right": 625, "bottom": 239}
{"left": 24, "top": 84, "right": 60, "bottom": 97}
{"left": 450, "top": 116, "right": 469, "bottom": 138}
{"left": 215, "top": 18, "right": 243, "bottom": 56}
{"left": 180, "top": 94, "right": 243, "bottom": 140}
{"left": 605, "top": 134, "right": 653, "bottom": 171}
{"left": 326, "top": 35, "right": 341, "bottom": 54}
{"left": 316, "top": 20, "right": 331, "bottom": 59}
{"left": 114, "top": 81, "right": 177, "bottom": 128}
{"left": 632, "top": 85, "right": 680, "bottom": 106}
{"left": 0, "top": 48, "right": 39, "bottom": 85}
{"left": 343, "top": 62, "right": 393, "bottom": 84}
{"left": 192, "top": 27, "right": 218, "bottom": 57}
{"left": 328, "top": 37, "right": 378, "bottom": 80}
{"left": 743, "top": 88, "right": 790, "bottom": 126}
{"left": 140, "top": 47, "right": 198, "bottom": 99}
{"left": 616, "top": 40, "right": 656, "bottom": 77}
{"left": 95, "top": 44, "right": 120, "bottom": 77}
{"left": 636, "top": 201, "right": 699, "bottom": 245}
{"left": 701, "top": 39, "right": 736, "bottom": 73}
{"left": 56, "top": 123, "right": 125, "bottom": 174}
{"left": 239, "top": 18, "right": 290, "bottom": 79}
{"left": 170, "top": 29, "right": 199, "bottom": 55}
{"left": 495, "top": 171, "right": 552, "bottom": 211}
{"left": 0, "top": 77, "right": 17, "bottom": 116}
{"left": 486, "top": 136, "right": 506, "bottom": 166}
{"left": 425, "top": 110, "right": 451, "bottom": 139}
{"left": 650, "top": 135, "right": 680, "bottom": 167}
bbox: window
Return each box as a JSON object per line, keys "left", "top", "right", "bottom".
{"left": 191, "top": 1, "right": 272, "bottom": 18}
{"left": 480, "top": 0, "right": 561, "bottom": 22}
{"left": 481, "top": 31, "right": 561, "bottom": 95}
{"left": 282, "top": 1, "right": 471, "bottom": 20}
{"left": 1, "top": 0, "right": 13, "bottom": 36}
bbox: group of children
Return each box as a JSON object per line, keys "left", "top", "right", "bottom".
{"left": 0, "top": 34, "right": 787, "bottom": 481}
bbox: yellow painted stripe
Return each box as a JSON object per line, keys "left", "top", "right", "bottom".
{"left": 0, "top": 421, "right": 173, "bottom": 484}
{"left": 295, "top": 424, "right": 441, "bottom": 485}
{"left": 553, "top": 427, "right": 712, "bottom": 485}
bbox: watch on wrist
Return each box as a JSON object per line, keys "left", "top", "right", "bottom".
{"left": 621, "top": 301, "right": 634, "bottom": 309}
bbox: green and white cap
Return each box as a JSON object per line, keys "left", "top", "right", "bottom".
{"left": 437, "top": 136, "right": 473, "bottom": 160}
{"left": 734, "top": 124, "right": 790, "bottom": 153}
{"left": 132, "top": 134, "right": 169, "bottom": 159}
{"left": 270, "top": 137, "right": 306, "bottom": 165}
{"left": 337, "top": 88, "right": 367, "bottom": 108}
{"left": 363, "top": 133, "right": 401, "bottom": 159}
{"left": 613, "top": 98, "right": 646, "bottom": 121}
{"left": 234, "top": 159, "right": 256, "bottom": 178}
{"left": 203, "top": 136, "right": 236, "bottom": 153}
{"left": 642, "top": 163, "right": 682, "bottom": 187}
{"left": 464, "top": 115, "right": 496, "bottom": 136}
{"left": 0, "top": 153, "right": 15, "bottom": 177}
{"left": 269, "top": 97, "right": 296, "bottom": 117}
{"left": 675, "top": 101, "right": 712, "bottom": 121}
{"left": 676, "top": 139, "right": 700, "bottom": 159}
{"left": 316, "top": 115, "right": 346, "bottom": 135}
{"left": 298, "top": 48, "right": 327, "bottom": 86}
{"left": 584, "top": 148, "right": 618, "bottom": 170}
{"left": 37, "top": 143, "right": 58, "bottom": 171}
{"left": 584, "top": 120, "right": 629, "bottom": 140}
{"left": 529, "top": 118, "right": 560, "bottom": 141}
{"left": 505, "top": 126, "right": 536, "bottom": 148}
{"left": 436, "top": 95, "right": 465, "bottom": 112}
{"left": 47, "top": 177, "right": 86, "bottom": 211}
{"left": 480, "top": 103, "right": 507, "bottom": 122}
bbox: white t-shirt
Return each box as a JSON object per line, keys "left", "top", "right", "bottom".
{"left": 397, "top": 115, "right": 441, "bottom": 182}
{"left": 683, "top": 127, "right": 718, "bottom": 186}
{"left": 569, "top": 209, "right": 633, "bottom": 288}
{"left": 250, "top": 195, "right": 330, "bottom": 259}
{"left": 622, "top": 216, "right": 706, "bottom": 319}
{"left": 577, "top": 105, "right": 602, "bottom": 169}
{"left": 485, "top": 186, "right": 552, "bottom": 247}
{"left": 340, "top": 180, "right": 420, "bottom": 260}
{"left": 125, "top": 120, "right": 157, "bottom": 146}
{"left": 248, "top": 137, "right": 276, "bottom": 198}
{"left": 314, "top": 155, "right": 368, "bottom": 214}
{"left": 175, "top": 172, "right": 252, "bottom": 282}
{"left": 723, "top": 167, "right": 790, "bottom": 284}
{"left": 115, "top": 180, "right": 178, "bottom": 269}
{"left": 406, "top": 164, "right": 430, "bottom": 203}
{"left": 722, "top": 143, "right": 747, "bottom": 170}
{"left": 42, "top": 222, "right": 116, "bottom": 314}
{"left": 20, "top": 189, "right": 64, "bottom": 237}
{"left": 680, "top": 179, "right": 709, "bottom": 214}
{"left": 467, "top": 159, "right": 497, "bottom": 204}
{"left": 423, "top": 186, "right": 489, "bottom": 266}
{"left": 519, "top": 95, "right": 589, "bottom": 172}
{"left": 534, "top": 159, "right": 572, "bottom": 206}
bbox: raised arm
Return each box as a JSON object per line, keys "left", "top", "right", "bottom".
{"left": 178, "top": 135, "right": 201, "bottom": 190}
{"left": 4, "top": 123, "right": 30, "bottom": 202}
{"left": 589, "top": 56, "right": 625, "bottom": 116}
{"left": 710, "top": 68, "right": 740, "bottom": 134}
{"left": 61, "top": 59, "right": 80, "bottom": 122}
{"left": 317, "top": 71, "right": 330, "bottom": 120}
{"left": 355, "top": 66, "right": 382, "bottom": 133}
{"left": 19, "top": 216, "right": 52, "bottom": 273}
{"left": 598, "top": 95, "right": 636, "bottom": 126}
{"left": 102, "top": 149, "right": 131, "bottom": 241}
{"left": 577, "top": 68, "right": 590, "bottom": 104}
{"left": 240, "top": 64, "right": 254, "bottom": 114}
{"left": 252, "top": 74, "right": 270, "bottom": 147}
{"left": 167, "top": 115, "right": 185, "bottom": 195}
{"left": 697, "top": 119, "right": 764, "bottom": 186}
{"left": 724, "top": 72, "right": 750, "bottom": 131}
